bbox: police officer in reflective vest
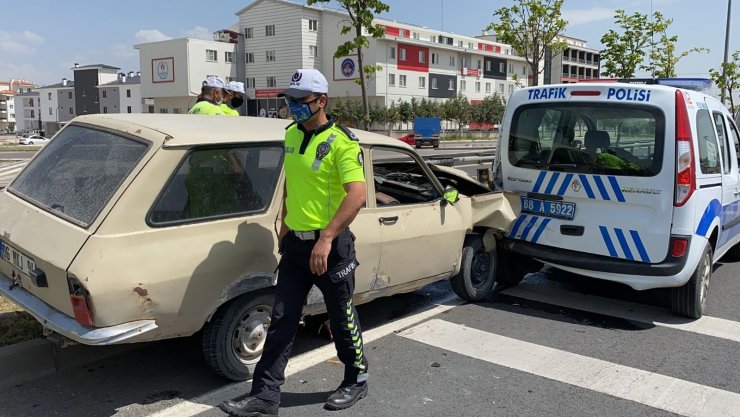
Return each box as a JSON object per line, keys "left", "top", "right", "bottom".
{"left": 188, "top": 76, "right": 226, "bottom": 115}
{"left": 221, "top": 81, "right": 245, "bottom": 116}
{"left": 220, "top": 69, "right": 368, "bottom": 417}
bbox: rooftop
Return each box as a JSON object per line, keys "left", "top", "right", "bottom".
{"left": 101, "top": 76, "right": 141, "bottom": 87}
{"left": 72, "top": 64, "right": 121, "bottom": 71}
{"left": 37, "top": 81, "right": 75, "bottom": 89}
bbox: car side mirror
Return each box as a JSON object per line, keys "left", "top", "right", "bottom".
{"left": 442, "top": 186, "right": 459, "bottom": 206}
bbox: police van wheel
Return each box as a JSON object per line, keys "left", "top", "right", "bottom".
{"left": 494, "top": 248, "right": 529, "bottom": 289}
{"left": 671, "top": 244, "right": 712, "bottom": 319}
{"left": 202, "top": 292, "right": 274, "bottom": 381}
{"left": 451, "top": 236, "right": 496, "bottom": 301}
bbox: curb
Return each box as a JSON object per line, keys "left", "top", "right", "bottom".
{"left": 0, "top": 338, "right": 136, "bottom": 389}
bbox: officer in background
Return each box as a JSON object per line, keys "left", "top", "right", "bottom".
{"left": 222, "top": 81, "right": 245, "bottom": 116}
{"left": 220, "top": 69, "right": 369, "bottom": 417}
{"left": 188, "top": 76, "right": 226, "bottom": 115}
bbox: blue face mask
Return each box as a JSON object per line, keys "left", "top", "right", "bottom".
{"left": 287, "top": 96, "right": 321, "bottom": 123}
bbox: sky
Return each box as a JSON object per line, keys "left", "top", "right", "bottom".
{"left": 2, "top": 0, "right": 738, "bottom": 93}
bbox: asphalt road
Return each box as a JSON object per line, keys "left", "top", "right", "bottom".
{"left": 1, "top": 258, "right": 738, "bottom": 417}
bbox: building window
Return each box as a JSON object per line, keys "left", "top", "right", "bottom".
{"left": 206, "top": 49, "right": 217, "bottom": 62}
{"left": 508, "top": 64, "right": 513, "bottom": 73}
{"left": 226, "top": 77, "right": 235, "bottom": 83}
{"left": 509, "top": 84, "right": 514, "bottom": 94}
{"left": 69, "top": 107, "right": 74, "bottom": 114}
{"left": 498, "top": 83, "right": 504, "bottom": 93}
{"left": 431, "top": 78, "right": 438, "bottom": 89}
{"left": 412, "top": 32, "right": 419, "bottom": 40}
{"left": 419, "top": 51, "right": 425, "bottom": 63}
{"left": 246, "top": 78, "right": 256, "bottom": 88}
{"left": 245, "top": 27, "right": 253, "bottom": 38}
{"left": 475, "top": 82, "right": 481, "bottom": 93}
{"left": 309, "top": 45, "right": 318, "bottom": 58}
{"left": 147, "top": 105, "right": 154, "bottom": 113}
{"left": 308, "top": 19, "right": 318, "bottom": 31}
{"left": 505, "top": 48, "right": 510, "bottom": 55}
{"left": 477, "top": 60, "right": 482, "bottom": 70}
{"left": 399, "top": 48, "right": 406, "bottom": 61}
{"left": 399, "top": 29, "right": 408, "bottom": 37}
{"left": 103, "top": 106, "right": 108, "bottom": 114}
{"left": 450, "top": 56, "right": 455, "bottom": 67}
{"left": 449, "top": 79, "right": 454, "bottom": 90}
{"left": 68, "top": 92, "right": 73, "bottom": 99}
{"left": 159, "top": 108, "right": 168, "bottom": 114}
{"left": 431, "top": 53, "right": 439, "bottom": 65}
{"left": 399, "top": 75, "right": 407, "bottom": 87}
{"left": 461, "top": 57, "right": 467, "bottom": 68}
{"left": 458, "top": 40, "right": 463, "bottom": 47}
{"left": 102, "top": 90, "right": 107, "bottom": 99}
{"left": 265, "top": 50, "right": 276, "bottom": 62}
{"left": 127, "top": 106, "right": 132, "bottom": 113}
{"left": 82, "top": 89, "right": 86, "bottom": 97}
{"left": 173, "top": 108, "right": 181, "bottom": 114}
{"left": 486, "top": 82, "right": 491, "bottom": 93}
{"left": 389, "top": 74, "right": 396, "bottom": 86}
{"left": 48, "top": 92, "right": 52, "bottom": 100}
{"left": 468, "top": 42, "right": 474, "bottom": 49}
{"left": 390, "top": 47, "right": 396, "bottom": 60}
{"left": 126, "top": 89, "right": 131, "bottom": 98}
{"left": 225, "top": 52, "right": 234, "bottom": 63}
{"left": 48, "top": 107, "right": 53, "bottom": 115}
{"left": 419, "top": 76, "right": 426, "bottom": 89}
{"left": 500, "top": 63, "right": 506, "bottom": 72}
{"left": 460, "top": 80, "right": 466, "bottom": 91}
{"left": 522, "top": 66, "right": 527, "bottom": 75}
{"left": 429, "top": 35, "right": 435, "bottom": 42}
{"left": 486, "top": 61, "right": 492, "bottom": 72}
{"left": 246, "top": 52, "right": 255, "bottom": 63}
{"left": 265, "top": 25, "right": 276, "bottom": 36}
{"left": 267, "top": 76, "right": 277, "bottom": 87}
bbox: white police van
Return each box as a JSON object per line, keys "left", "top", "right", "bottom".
{"left": 494, "top": 79, "right": 740, "bottom": 318}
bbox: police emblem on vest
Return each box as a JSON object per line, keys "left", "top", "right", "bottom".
{"left": 312, "top": 134, "right": 336, "bottom": 171}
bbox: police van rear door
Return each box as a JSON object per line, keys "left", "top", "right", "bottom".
{"left": 503, "top": 84, "right": 675, "bottom": 263}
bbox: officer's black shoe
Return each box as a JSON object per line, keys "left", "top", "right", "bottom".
{"left": 218, "top": 397, "right": 279, "bottom": 417}
{"left": 324, "top": 382, "right": 368, "bottom": 411}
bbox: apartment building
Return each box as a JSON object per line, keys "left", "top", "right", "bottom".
{"left": 12, "top": 91, "right": 41, "bottom": 133}
{"left": 0, "top": 80, "right": 37, "bottom": 132}
{"left": 37, "top": 78, "right": 75, "bottom": 136}
{"left": 98, "top": 72, "right": 142, "bottom": 115}
{"left": 545, "top": 35, "right": 601, "bottom": 84}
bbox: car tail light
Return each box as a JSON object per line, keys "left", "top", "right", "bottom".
{"left": 674, "top": 90, "right": 695, "bottom": 207}
{"left": 68, "top": 276, "right": 94, "bottom": 327}
{"left": 671, "top": 238, "right": 689, "bottom": 257}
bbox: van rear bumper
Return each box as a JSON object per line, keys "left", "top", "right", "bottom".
{"left": 0, "top": 272, "right": 157, "bottom": 346}
{"left": 506, "top": 235, "right": 694, "bottom": 288}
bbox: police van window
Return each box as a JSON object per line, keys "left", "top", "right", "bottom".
{"left": 149, "top": 145, "right": 283, "bottom": 225}
{"left": 371, "top": 147, "right": 440, "bottom": 206}
{"left": 712, "top": 112, "right": 731, "bottom": 173}
{"left": 696, "top": 109, "right": 721, "bottom": 174}
{"left": 729, "top": 121, "right": 740, "bottom": 168}
{"left": 508, "top": 103, "right": 664, "bottom": 177}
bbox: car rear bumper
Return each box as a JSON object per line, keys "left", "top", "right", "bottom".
{"left": 0, "top": 271, "right": 157, "bottom": 345}
{"left": 505, "top": 235, "right": 699, "bottom": 290}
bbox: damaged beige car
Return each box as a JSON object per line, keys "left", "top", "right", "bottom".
{"left": 0, "top": 114, "right": 515, "bottom": 380}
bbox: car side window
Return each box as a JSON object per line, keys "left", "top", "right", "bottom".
{"left": 729, "top": 120, "right": 740, "bottom": 170}
{"left": 696, "top": 109, "right": 721, "bottom": 174}
{"left": 371, "top": 147, "right": 440, "bottom": 206}
{"left": 149, "top": 145, "right": 283, "bottom": 224}
{"left": 712, "top": 112, "right": 731, "bottom": 174}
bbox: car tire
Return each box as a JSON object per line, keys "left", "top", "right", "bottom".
{"left": 202, "top": 291, "right": 274, "bottom": 381}
{"left": 670, "top": 243, "right": 712, "bottom": 319}
{"left": 28, "top": 141, "right": 34, "bottom": 145}
{"left": 494, "top": 248, "right": 532, "bottom": 289}
{"left": 451, "top": 236, "right": 496, "bottom": 301}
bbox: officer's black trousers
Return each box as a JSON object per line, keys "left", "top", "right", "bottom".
{"left": 250, "top": 229, "right": 368, "bottom": 404}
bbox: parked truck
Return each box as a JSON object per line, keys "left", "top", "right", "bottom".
{"left": 413, "top": 117, "right": 441, "bottom": 149}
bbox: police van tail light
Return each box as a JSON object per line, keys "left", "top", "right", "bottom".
{"left": 674, "top": 90, "right": 695, "bottom": 207}
{"left": 68, "top": 275, "right": 94, "bottom": 327}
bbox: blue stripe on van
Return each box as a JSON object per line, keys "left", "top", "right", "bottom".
{"left": 520, "top": 216, "right": 540, "bottom": 241}
{"left": 531, "top": 218, "right": 551, "bottom": 244}
{"left": 599, "top": 226, "right": 618, "bottom": 257}
{"left": 532, "top": 171, "right": 547, "bottom": 193}
{"left": 614, "top": 228, "right": 635, "bottom": 261}
{"left": 630, "top": 230, "right": 651, "bottom": 263}
{"left": 593, "top": 176, "right": 611, "bottom": 201}
{"left": 544, "top": 172, "right": 561, "bottom": 194}
{"left": 509, "top": 215, "right": 528, "bottom": 238}
{"left": 608, "top": 176, "right": 626, "bottom": 202}
{"left": 556, "top": 174, "right": 574, "bottom": 196}
{"left": 696, "top": 199, "right": 722, "bottom": 237}
{"left": 579, "top": 174, "right": 596, "bottom": 199}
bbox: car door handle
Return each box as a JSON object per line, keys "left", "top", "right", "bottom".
{"left": 379, "top": 216, "right": 399, "bottom": 225}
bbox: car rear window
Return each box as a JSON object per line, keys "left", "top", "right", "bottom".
{"left": 508, "top": 103, "right": 665, "bottom": 177}
{"left": 9, "top": 124, "right": 150, "bottom": 228}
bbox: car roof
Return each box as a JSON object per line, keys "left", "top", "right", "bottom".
{"left": 71, "top": 114, "right": 406, "bottom": 148}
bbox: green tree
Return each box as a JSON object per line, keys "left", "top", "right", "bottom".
{"left": 444, "top": 94, "right": 472, "bottom": 135}
{"left": 487, "top": 0, "right": 567, "bottom": 87}
{"left": 329, "top": 97, "right": 349, "bottom": 124}
{"left": 710, "top": 51, "right": 740, "bottom": 111}
{"left": 640, "top": 13, "right": 708, "bottom": 78}
{"left": 600, "top": 10, "right": 653, "bottom": 78}
{"left": 307, "top": 0, "right": 390, "bottom": 130}
{"left": 345, "top": 98, "right": 364, "bottom": 128}
{"left": 398, "top": 100, "right": 412, "bottom": 128}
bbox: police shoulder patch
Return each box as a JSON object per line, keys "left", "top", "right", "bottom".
{"left": 357, "top": 149, "right": 364, "bottom": 166}
{"left": 336, "top": 124, "right": 359, "bottom": 141}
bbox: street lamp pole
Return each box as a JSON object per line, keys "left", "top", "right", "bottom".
{"left": 721, "top": 0, "right": 732, "bottom": 105}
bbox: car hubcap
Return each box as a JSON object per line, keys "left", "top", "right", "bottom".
{"left": 471, "top": 250, "right": 492, "bottom": 288}
{"left": 699, "top": 252, "right": 711, "bottom": 307}
{"left": 232, "top": 305, "right": 272, "bottom": 365}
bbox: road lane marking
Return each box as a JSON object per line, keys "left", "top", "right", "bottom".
{"left": 503, "top": 283, "right": 740, "bottom": 344}
{"left": 146, "top": 295, "right": 463, "bottom": 417}
{"left": 400, "top": 319, "right": 740, "bottom": 417}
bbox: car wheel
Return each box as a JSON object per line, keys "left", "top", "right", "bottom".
{"left": 28, "top": 141, "right": 34, "bottom": 145}
{"left": 671, "top": 244, "right": 712, "bottom": 319}
{"left": 451, "top": 236, "right": 496, "bottom": 301}
{"left": 202, "top": 291, "right": 274, "bottom": 381}
{"left": 494, "top": 248, "right": 533, "bottom": 289}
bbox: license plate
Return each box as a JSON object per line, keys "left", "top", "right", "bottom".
{"left": 521, "top": 197, "right": 576, "bottom": 221}
{"left": 0, "top": 239, "right": 36, "bottom": 277}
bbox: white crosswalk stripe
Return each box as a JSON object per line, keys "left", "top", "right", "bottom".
{"left": 0, "top": 161, "right": 27, "bottom": 188}
{"left": 399, "top": 319, "right": 740, "bottom": 417}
